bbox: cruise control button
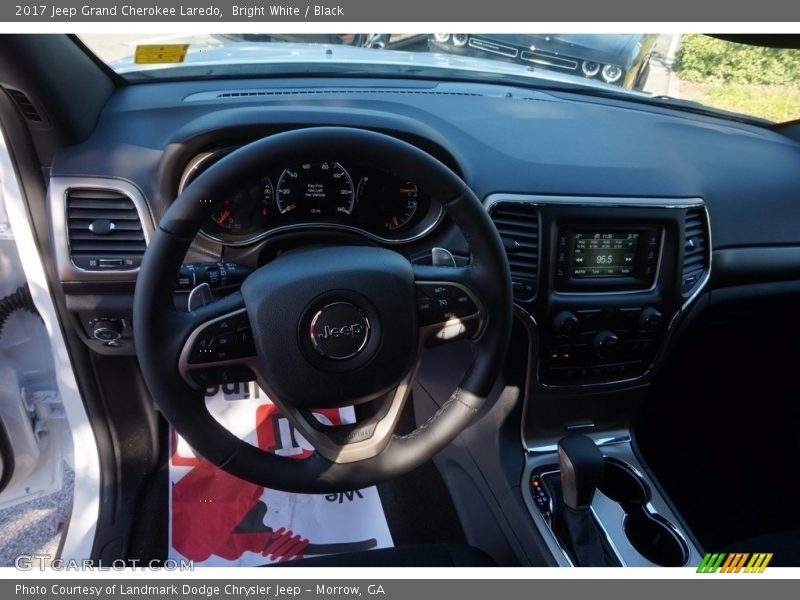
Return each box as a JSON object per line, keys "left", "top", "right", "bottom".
{"left": 433, "top": 297, "right": 450, "bottom": 309}
{"left": 452, "top": 292, "right": 478, "bottom": 316}
{"left": 417, "top": 283, "right": 455, "bottom": 299}
{"left": 428, "top": 285, "right": 453, "bottom": 298}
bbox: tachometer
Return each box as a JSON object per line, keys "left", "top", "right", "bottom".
{"left": 276, "top": 162, "right": 354, "bottom": 217}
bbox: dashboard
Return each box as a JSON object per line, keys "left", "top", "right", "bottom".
{"left": 46, "top": 76, "right": 800, "bottom": 408}
{"left": 10, "top": 33, "right": 800, "bottom": 568}
{"left": 179, "top": 151, "right": 442, "bottom": 244}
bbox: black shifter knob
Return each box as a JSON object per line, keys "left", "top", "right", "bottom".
{"left": 557, "top": 434, "right": 604, "bottom": 511}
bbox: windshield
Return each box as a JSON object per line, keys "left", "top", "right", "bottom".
{"left": 79, "top": 33, "right": 800, "bottom": 124}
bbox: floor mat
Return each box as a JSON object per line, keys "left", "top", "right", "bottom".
{"left": 168, "top": 381, "right": 393, "bottom": 566}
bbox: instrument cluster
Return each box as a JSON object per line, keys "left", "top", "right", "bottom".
{"left": 178, "top": 150, "right": 443, "bottom": 245}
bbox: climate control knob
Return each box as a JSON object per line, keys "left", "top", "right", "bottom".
{"left": 639, "top": 307, "right": 664, "bottom": 332}
{"left": 553, "top": 311, "right": 580, "bottom": 338}
{"left": 593, "top": 330, "right": 620, "bottom": 359}
{"left": 92, "top": 319, "right": 123, "bottom": 342}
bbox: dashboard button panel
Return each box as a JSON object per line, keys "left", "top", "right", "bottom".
{"left": 541, "top": 306, "right": 665, "bottom": 385}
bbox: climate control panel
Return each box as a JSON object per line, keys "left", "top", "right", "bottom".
{"left": 542, "top": 305, "right": 667, "bottom": 384}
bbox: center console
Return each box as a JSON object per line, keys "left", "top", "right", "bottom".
{"left": 486, "top": 194, "right": 711, "bottom": 567}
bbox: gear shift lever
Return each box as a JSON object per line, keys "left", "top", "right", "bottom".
{"left": 548, "top": 434, "right": 620, "bottom": 566}
{"left": 557, "top": 434, "right": 605, "bottom": 511}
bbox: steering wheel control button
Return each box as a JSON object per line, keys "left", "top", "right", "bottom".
{"left": 191, "top": 365, "right": 256, "bottom": 387}
{"left": 187, "top": 310, "right": 255, "bottom": 364}
{"left": 309, "top": 302, "right": 371, "bottom": 361}
{"left": 427, "top": 285, "right": 453, "bottom": 298}
{"left": 416, "top": 283, "right": 480, "bottom": 326}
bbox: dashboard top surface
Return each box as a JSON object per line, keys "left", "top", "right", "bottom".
{"left": 50, "top": 76, "right": 800, "bottom": 251}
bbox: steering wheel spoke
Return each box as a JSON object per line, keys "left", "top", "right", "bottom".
{"left": 177, "top": 292, "right": 258, "bottom": 389}
{"left": 275, "top": 382, "right": 413, "bottom": 464}
{"left": 414, "top": 264, "right": 486, "bottom": 346}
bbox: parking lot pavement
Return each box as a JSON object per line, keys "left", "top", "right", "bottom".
{"left": 643, "top": 34, "right": 681, "bottom": 96}
{"left": 0, "top": 462, "right": 73, "bottom": 567}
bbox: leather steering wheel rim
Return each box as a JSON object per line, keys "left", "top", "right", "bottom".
{"left": 134, "top": 127, "right": 513, "bottom": 493}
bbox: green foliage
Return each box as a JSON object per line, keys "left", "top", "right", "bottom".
{"left": 691, "top": 84, "right": 800, "bottom": 123}
{"left": 677, "top": 35, "right": 800, "bottom": 85}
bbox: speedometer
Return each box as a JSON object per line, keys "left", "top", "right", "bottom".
{"left": 276, "top": 162, "right": 354, "bottom": 217}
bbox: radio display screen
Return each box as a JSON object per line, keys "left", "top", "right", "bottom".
{"left": 571, "top": 232, "right": 640, "bottom": 278}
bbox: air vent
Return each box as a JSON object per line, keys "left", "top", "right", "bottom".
{"left": 66, "top": 189, "right": 146, "bottom": 271}
{"left": 681, "top": 208, "right": 708, "bottom": 294}
{"left": 488, "top": 201, "right": 540, "bottom": 302}
{"left": 5, "top": 88, "right": 44, "bottom": 123}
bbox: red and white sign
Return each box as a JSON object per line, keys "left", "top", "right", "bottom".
{"left": 169, "top": 381, "right": 393, "bottom": 566}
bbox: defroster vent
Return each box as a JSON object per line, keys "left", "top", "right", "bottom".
{"left": 681, "top": 208, "right": 708, "bottom": 294}
{"left": 66, "top": 188, "right": 147, "bottom": 271}
{"left": 488, "top": 201, "right": 540, "bottom": 302}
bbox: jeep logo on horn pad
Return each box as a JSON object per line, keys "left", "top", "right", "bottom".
{"left": 309, "top": 302, "right": 371, "bottom": 360}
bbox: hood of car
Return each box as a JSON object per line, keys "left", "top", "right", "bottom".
{"left": 112, "top": 41, "right": 637, "bottom": 92}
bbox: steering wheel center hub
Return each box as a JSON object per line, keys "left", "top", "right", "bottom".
{"left": 240, "top": 245, "right": 418, "bottom": 408}
{"left": 309, "top": 302, "right": 371, "bottom": 360}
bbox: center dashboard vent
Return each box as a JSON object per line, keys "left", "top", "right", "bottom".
{"left": 488, "top": 201, "right": 540, "bottom": 302}
{"left": 681, "top": 208, "right": 708, "bottom": 294}
{"left": 66, "top": 189, "right": 147, "bottom": 271}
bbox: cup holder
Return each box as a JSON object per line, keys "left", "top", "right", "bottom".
{"left": 598, "top": 459, "right": 689, "bottom": 567}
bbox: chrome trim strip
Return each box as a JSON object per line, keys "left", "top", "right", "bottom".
{"left": 468, "top": 38, "right": 518, "bottom": 58}
{"left": 519, "top": 51, "right": 579, "bottom": 70}
{"left": 486, "top": 193, "right": 712, "bottom": 393}
{"left": 178, "top": 149, "right": 445, "bottom": 247}
{"left": 484, "top": 193, "right": 708, "bottom": 210}
{"left": 49, "top": 177, "right": 155, "bottom": 282}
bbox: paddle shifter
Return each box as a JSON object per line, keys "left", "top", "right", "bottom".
{"left": 549, "top": 434, "right": 620, "bottom": 566}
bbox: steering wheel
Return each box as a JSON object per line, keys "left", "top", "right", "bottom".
{"left": 134, "top": 127, "right": 512, "bottom": 493}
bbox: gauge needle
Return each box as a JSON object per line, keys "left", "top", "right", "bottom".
{"left": 391, "top": 216, "right": 400, "bottom": 227}
{"left": 218, "top": 210, "right": 231, "bottom": 222}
